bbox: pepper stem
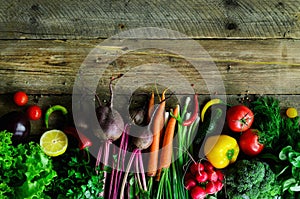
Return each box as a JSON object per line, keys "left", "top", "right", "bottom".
{"left": 226, "top": 149, "right": 235, "bottom": 160}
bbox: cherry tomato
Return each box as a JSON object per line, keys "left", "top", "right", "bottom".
{"left": 226, "top": 105, "right": 254, "bottom": 132}
{"left": 239, "top": 129, "right": 264, "bottom": 156}
{"left": 27, "top": 105, "right": 42, "bottom": 120}
{"left": 13, "top": 91, "right": 28, "bottom": 106}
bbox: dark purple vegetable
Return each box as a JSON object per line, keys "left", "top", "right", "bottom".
{"left": 132, "top": 128, "right": 153, "bottom": 150}
{"left": 95, "top": 76, "right": 124, "bottom": 141}
{"left": 94, "top": 76, "right": 125, "bottom": 198}
{"left": 0, "top": 111, "right": 30, "bottom": 145}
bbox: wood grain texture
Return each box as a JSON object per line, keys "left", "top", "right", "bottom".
{"left": 1, "top": 39, "right": 299, "bottom": 95}
{"left": 0, "top": 0, "right": 300, "bottom": 39}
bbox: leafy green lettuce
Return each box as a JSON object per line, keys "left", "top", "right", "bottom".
{"left": 0, "top": 131, "right": 56, "bottom": 199}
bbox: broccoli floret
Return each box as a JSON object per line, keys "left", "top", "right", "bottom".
{"left": 224, "top": 159, "right": 280, "bottom": 199}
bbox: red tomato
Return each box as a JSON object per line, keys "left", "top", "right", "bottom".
{"left": 13, "top": 91, "right": 28, "bottom": 106}
{"left": 226, "top": 105, "right": 254, "bottom": 132}
{"left": 27, "top": 105, "right": 42, "bottom": 120}
{"left": 239, "top": 129, "right": 264, "bottom": 156}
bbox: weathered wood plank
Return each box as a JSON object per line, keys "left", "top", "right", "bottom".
{"left": 1, "top": 39, "right": 300, "bottom": 95}
{"left": 0, "top": 0, "right": 300, "bottom": 39}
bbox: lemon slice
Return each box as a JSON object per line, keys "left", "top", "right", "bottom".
{"left": 40, "top": 129, "right": 68, "bottom": 157}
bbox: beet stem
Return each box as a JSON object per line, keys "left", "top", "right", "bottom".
{"left": 113, "top": 125, "right": 129, "bottom": 199}
{"left": 138, "top": 150, "right": 147, "bottom": 191}
{"left": 120, "top": 148, "right": 139, "bottom": 199}
{"left": 95, "top": 144, "right": 103, "bottom": 170}
{"left": 102, "top": 140, "right": 112, "bottom": 198}
{"left": 108, "top": 145, "right": 117, "bottom": 199}
{"left": 135, "top": 160, "right": 143, "bottom": 191}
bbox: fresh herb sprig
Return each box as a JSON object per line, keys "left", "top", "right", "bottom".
{"left": 45, "top": 147, "right": 104, "bottom": 199}
{"left": 251, "top": 97, "right": 300, "bottom": 153}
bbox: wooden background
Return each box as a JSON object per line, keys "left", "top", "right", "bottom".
{"left": 0, "top": 0, "right": 299, "bottom": 133}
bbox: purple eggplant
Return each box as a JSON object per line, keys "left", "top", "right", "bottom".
{"left": 0, "top": 111, "right": 31, "bottom": 145}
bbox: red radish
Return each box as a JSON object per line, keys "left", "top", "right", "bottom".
{"left": 190, "top": 162, "right": 204, "bottom": 175}
{"left": 205, "top": 181, "right": 217, "bottom": 194}
{"left": 203, "top": 161, "right": 214, "bottom": 171}
{"left": 196, "top": 171, "right": 208, "bottom": 183}
{"left": 207, "top": 170, "right": 218, "bottom": 182}
{"left": 216, "top": 170, "right": 224, "bottom": 181}
{"left": 185, "top": 172, "right": 194, "bottom": 181}
{"left": 215, "top": 180, "right": 224, "bottom": 192}
{"left": 190, "top": 186, "right": 206, "bottom": 199}
{"left": 184, "top": 178, "right": 197, "bottom": 190}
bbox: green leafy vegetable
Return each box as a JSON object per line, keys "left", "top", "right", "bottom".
{"left": 0, "top": 130, "right": 56, "bottom": 199}
{"left": 223, "top": 159, "right": 281, "bottom": 199}
{"left": 252, "top": 97, "right": 300, "bottom": 152}
{"left": 45, "top": 147, "right": 104, "bottom": 199}
{"left": 277, "top": 145, "right": 300, "bottom": 197}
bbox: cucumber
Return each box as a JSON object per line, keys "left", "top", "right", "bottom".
{"left": 206, "top": 108, "right": 223, "bottom": 135}
{"left": 194, "top": 108, "right": 224, "bottom": 145}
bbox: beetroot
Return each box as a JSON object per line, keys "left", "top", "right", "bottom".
{"left": 95, "top": 76, "right": 124, "bottom": 141}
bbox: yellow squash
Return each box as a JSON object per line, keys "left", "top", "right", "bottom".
{"left": 204, "top": 135, "right": 239, "bottom": 169}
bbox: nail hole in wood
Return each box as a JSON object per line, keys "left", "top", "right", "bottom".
{"left": 31, "top": 4, "right": 39, "bottom": 11}
{"left": 226, "top": 22, "right": 238, "bottom": 30}
{"left": 225, "top": 0, "right": 238, "bottom": 6}
{"left": 118, "top": 24, "right": 125, "bottom": 29}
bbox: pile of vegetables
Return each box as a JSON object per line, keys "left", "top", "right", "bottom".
{"left": 0, "top": 84, "right": 300, "bottom": 198}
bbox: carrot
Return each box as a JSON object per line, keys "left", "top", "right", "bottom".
{"left": 156, "top": 105, "right": 179, "bottom": 180}
{"left": 147, "top": 91, "right": 155, "bottom": 124}
{"left": 147, "top": 89, "right": 166, "bottom": 177}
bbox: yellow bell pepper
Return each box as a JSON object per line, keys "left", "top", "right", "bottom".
{"left": 204, "top": 135, "right": 239, "bottom": 169}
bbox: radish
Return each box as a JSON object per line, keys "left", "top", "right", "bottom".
{"left": 195, "top": 171, "right": 208, "bottom": 183}
{"left": 184, "top": 178, "right": 197, "bottom": 190}
{"left": 216, "top": 170, "right": 224, "bottom": 181}
{"left": 205, "top": 181, "right": 217, "bottom": 194}
{"left": 190, "top": 162, "right": 205, "bottom": 175}
{"left": 203, "top": 161, "right": 214, "bottom": 171}
{"left": 215, "top": 180, "right": 224, "bottom": 192}
{"left": 190, "top": 186, "right": 207, "bottom": 199}
{"left": 207, "top": 170, "right": 218, "bottom": 182}
{"left": 184, "top": 172, "right": 194, "bottom": 181}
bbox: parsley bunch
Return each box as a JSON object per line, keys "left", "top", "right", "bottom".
{"left": 251, "top": 97, "right": 300, "bottom": 152}
{"left": 45, "top": 147, "right": 104, "bottom": 199}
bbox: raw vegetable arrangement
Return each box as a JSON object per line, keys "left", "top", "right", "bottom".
{"left": 0, "top": 83, "right": 299, "bottom": 199}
